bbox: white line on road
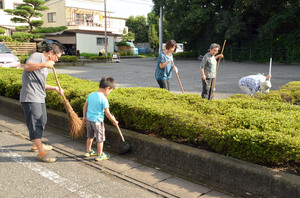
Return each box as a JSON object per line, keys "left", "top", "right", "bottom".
{"left": 0, "top": 147, "right": 101, "bottom": 198}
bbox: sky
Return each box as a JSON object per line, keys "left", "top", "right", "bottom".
{"left": 106, "top": 0, "right": 154, "bottom": 18}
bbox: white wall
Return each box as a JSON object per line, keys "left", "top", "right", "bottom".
{"left": 76, "top": 33, "right": 114, "bottom": 53}
{"left": 0, "top": 0, "right": 27, "bottom": 27}
{"left": 65, "top": 0, "right": 104, "bottom": 10}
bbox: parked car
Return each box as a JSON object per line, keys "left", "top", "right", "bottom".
{"left": 0, "top": 43, "right": 21, "bottom": 68}
{"left": 35, "top": 38, "right": 67, "bottom": 54}
{"left": 114, "top": 41, "right": 139, "bottom": 55}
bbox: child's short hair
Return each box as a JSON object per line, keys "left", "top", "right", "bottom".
{"left": 99, "top": 77, "right": 115, "bottom": 89}
{"left": 166, "top": 40, "right": 177, "bottom": 53}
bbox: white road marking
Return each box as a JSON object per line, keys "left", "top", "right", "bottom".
{"left": 0, "top": 147, "right": 101, "bottom": 198}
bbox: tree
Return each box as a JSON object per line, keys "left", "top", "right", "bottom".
{"left": 121, "top": 28, "right": 135, "bottom": 42}
{"left": 0, "top": 28, "right": 5, "bottom": 35}
{"left": 147, "top": 11, "right": 171, "bottom": 46}
{"left": 4, "top": 0, "right": 48, "bottom": 41}
{"left": 4, "top": 0, "right": 48, "bottom": 33}
{"left": 148, "top": 24, "right": 159, "bottom": 52}
{"left": 126, "top": 15, "right": 148, "bottom": 43}
{"left": 152, "top": 0, "right": 300, "bottom": 61}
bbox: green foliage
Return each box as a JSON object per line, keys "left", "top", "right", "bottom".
{"left": 173, "top": 51, "right": 197, "bottom": 58}
{"left": 152, "top": 0, "right": 300, "bottom": 63}
{"left": 12, "top": 32, "right": 34, "bottom": 42}
{"left": 89, "top": 53, "right": 112, "bottom": 60}
{"left": 116, "top": 41, "right": 130, "bottom": 47}
{"left": 121, "top": 28, "right": 135, "bottom": 42}
{"left": 18, "top": 55, "right": 29, "bottom": 64}
{"left": 148, "top": 24, "right": 159, "bottom": 52}
{"left": 4, "top": 0, "right": 48, "bottom": 34}
{"left": 15, "top": 26, "right": 29, "bottom": 32}
{"left": 80, "top": 52, "right": 98, "bottom": 57}
{"left": 0, "top": 28, "right": 5, "bottom": 35}
{"left": 59, "top": 55, "right": 78, "bottom": 62}
{"left": 0, "top": 35, "right": 13, "bottom": 42}
{"left": 126, "top": 15, "right": 148, "bottom": 43}
{"left": 33, "top": 26, "right": 68, "bottom": 33}
{"left": 1, "top": 67, "right": 300, "bottom": 166}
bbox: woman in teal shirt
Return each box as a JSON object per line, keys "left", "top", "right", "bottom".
{"left": 155, "top": 40, "right": 178, "bottom": 91}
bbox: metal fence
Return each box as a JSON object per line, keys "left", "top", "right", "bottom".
{"left": 224, "top": 48, "right": 300, "bottom": 63}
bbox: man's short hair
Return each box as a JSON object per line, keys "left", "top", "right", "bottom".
{"left": 45, "top": 43, "right": 64, "bottom": 54}
{"left": 99, "top": 77, "right": 115, "bottom": 89}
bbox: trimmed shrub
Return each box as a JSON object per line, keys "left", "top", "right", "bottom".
{"left": 1, "top": 67, "right": 299, "bottom": 166}
{"left": 173, "top": 51, "right": 197, "bottom": 59}
{"left": 59, "top": 55, "right": 78, "bottom": 62}
{"left": 116, "top": 41, "right": 130, "bottom": 47}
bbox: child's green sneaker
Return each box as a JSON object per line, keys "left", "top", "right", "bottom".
{"left": 95, "top": 152, "right": 110, "bottom": 161}
{"left": 84, "top": 149, "right": 97, "bottom": 157}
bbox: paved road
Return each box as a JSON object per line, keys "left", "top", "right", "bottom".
{"left": 54, "top": 58, "right": 300, "bottom": 99}
{"left": 0, "top": 114, "right": 233, "bottom": 198}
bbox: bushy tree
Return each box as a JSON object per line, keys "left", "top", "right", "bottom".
{"left": 0, "top": 28, "right": 5, "bottom": 35}
{"left": 4, "top": 0, "right": 48, "bottom": 33}
{"left": 121, "top": 28, "right": 135, "bottom": 42}
{"left": 152, "top": 0, "right": 300, "bottom": 62}
{"left": 126, "top": 15, "right": 148, "bottom": 43}
{"left": 148, "top": 24, "right": 159, "bottom": 52}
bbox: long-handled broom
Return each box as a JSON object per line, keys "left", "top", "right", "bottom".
{"left": 51, "top": 67, "right": 85, "bottom": 138}
{"left": 171, "top": 60, "right": 184, "bottom": 94}
{"left": 211, "top": 40, "right": 226, "bottom": 99}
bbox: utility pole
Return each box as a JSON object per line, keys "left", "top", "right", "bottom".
{"left": 104, "top": 0, "right": 107, "bottom": 56}
{"left": 159, "top": 5, "right": 163, "bottom": 53}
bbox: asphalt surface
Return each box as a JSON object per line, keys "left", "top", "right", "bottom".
{"left": 1, "top": 58, "right": 299, "bottom": 198}
{"left": 54, "top": 58, "right": 300, "bottom": 99}
{"left": 0, "top": 113, "right": 233, "bottom": 198}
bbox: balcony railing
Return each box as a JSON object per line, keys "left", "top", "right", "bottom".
{"left": 66, "top": 18, "right": 109, "bottom": 27}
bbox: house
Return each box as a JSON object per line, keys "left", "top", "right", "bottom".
{"left": 42, "top": 0, "right": 127, "bottom": 55}
{"left": 0, "top": 0, "right": 27, "bottom": 35}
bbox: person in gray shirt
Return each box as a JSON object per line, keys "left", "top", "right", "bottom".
{"left": 20, "top": 43, "right": 64, "bottom": 163}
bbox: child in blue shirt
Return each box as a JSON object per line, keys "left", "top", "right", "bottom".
{"left": 83, "top": 77, "right": 118, "bottom": 161}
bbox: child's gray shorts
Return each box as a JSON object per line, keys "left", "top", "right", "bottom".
{"left": 86, "top": 121, "right": 105, "bottom": 142}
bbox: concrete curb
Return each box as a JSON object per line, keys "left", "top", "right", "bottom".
{"left": 1, "top": 96, "right": 299, "bottom": 198}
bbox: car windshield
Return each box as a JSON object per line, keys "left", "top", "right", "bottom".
{"left": 0, "top": 44, "right": 12, "bottom": 53}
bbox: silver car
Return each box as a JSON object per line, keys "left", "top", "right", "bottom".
{"left": 0, "top": 43, "right": 21, "bottom": 68}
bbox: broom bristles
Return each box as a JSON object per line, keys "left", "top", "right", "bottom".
{"left": 63, "top": 101, "right": 85, "bottom": 138}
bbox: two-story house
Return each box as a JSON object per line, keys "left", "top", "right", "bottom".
{"left": 0, "top": 0, "right": 27, "bottom": 35}
{"left": 42, "top": 0, "right": 126, "bottom": 54}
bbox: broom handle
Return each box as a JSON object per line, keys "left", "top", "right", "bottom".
{"left": 212, "top": 40, "right": 226, "bottom": 98}
{"left": 172, "top": 61, "right": 184, "bottom": 94}
{"left": 116, "top": 125, "right": 125, "bottom": 142}
{"left": 52, "top": 67, "right": 67, "bottom": 102}
{"left": 269, "top": 58, "right": 272, "bottom": 80}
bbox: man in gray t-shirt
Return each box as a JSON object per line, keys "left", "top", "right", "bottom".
{"left": 20, "top": 43, "right": 63, "bottom": 163}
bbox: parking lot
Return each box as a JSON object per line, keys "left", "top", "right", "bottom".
{"left": 55, "top": 58, "right": 300, "bottom": 99}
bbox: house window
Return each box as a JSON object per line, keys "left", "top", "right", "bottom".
{"left": 14, "top": 3, "right": 21, "bottom": 9}
{"left": 48, "top": 13, "right": 56, "bottom": 22}
{"left": 97, "top": 38, "right": 108, "bottom": 45}
{"left": 0, "top": 1, "right": 3, "bottom": 9}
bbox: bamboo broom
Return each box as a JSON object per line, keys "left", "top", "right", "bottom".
{"left": 211, "top": 40, "right": 226, "bottom": 99}
{"left": 171, "top": 60, "right": 185, "bottom": 94}
{"left": 51, "top": 67, "right": 85, "bottom": 138}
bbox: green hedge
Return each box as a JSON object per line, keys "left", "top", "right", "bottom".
{"left": 59, "top": 55, "right": 78, "bottom": 62}
{"left": 0, "top": 67, "right": 299, "bottom": 166}
{"left": 173, "top": 51, "right": 197, "bottom": 58}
